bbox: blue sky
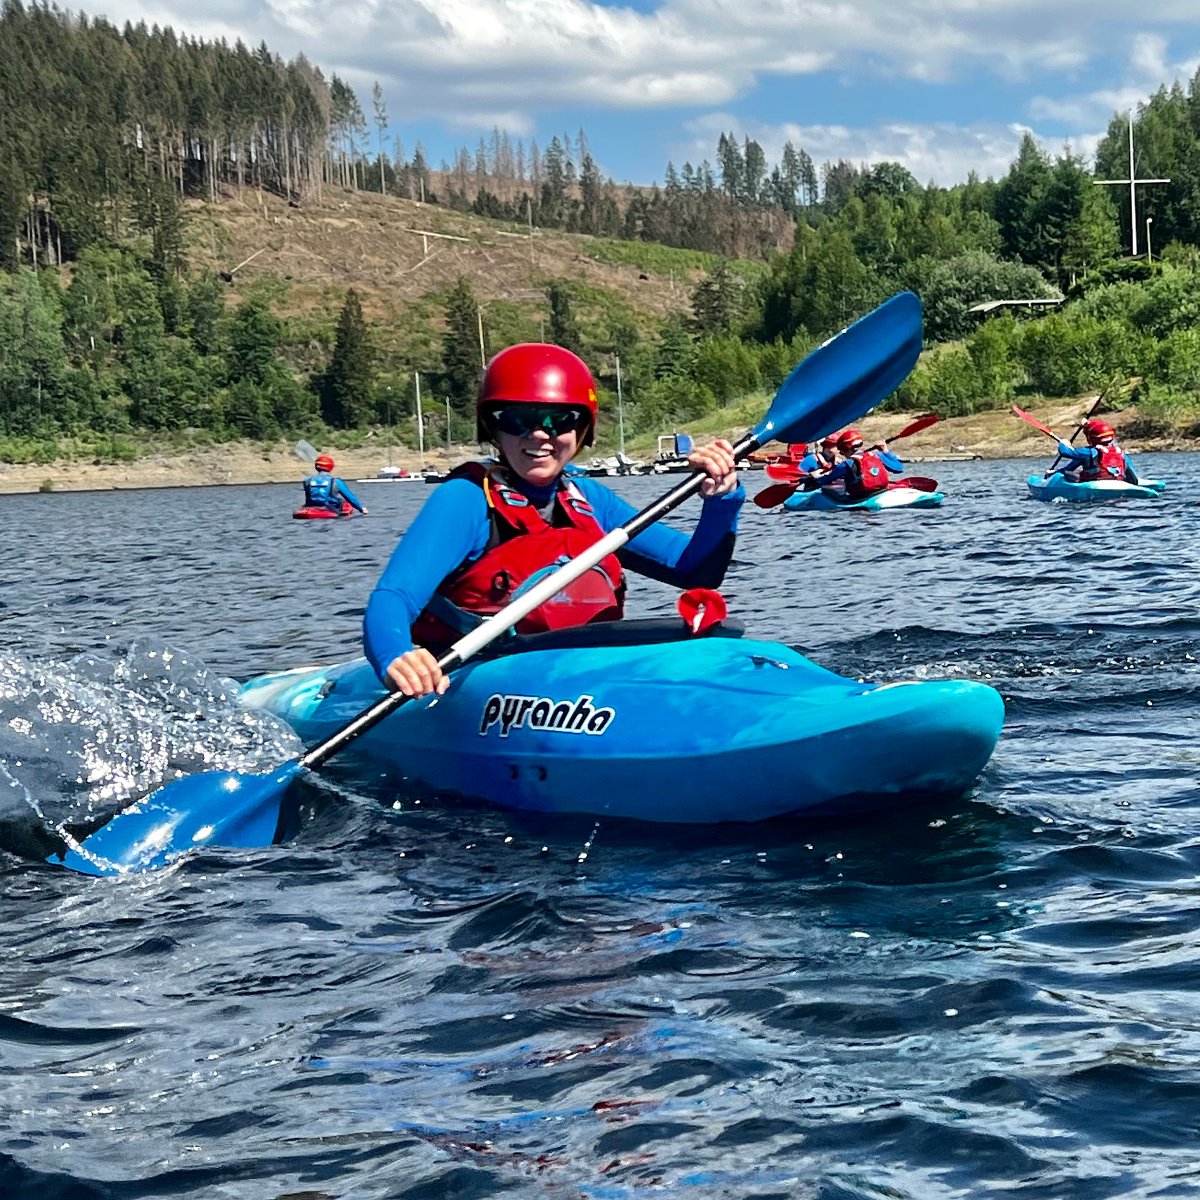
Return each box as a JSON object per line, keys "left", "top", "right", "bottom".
{"left": 98, "top": 0, "right": 1200, "bottom": 188}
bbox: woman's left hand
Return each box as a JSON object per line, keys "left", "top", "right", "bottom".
{"left": 688, "top": 438, "right": 738, "bottom": 497}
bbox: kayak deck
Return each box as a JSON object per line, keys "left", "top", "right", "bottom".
{"left": 1026, "top": 474, "right": 1166, "bottom": 502}
{"left": 293, "top": 503, "right": 358, "bottom": 519}
{"left": 784, "top": 485, "right": 945, "bottom": 512}
{"left": 240, "top": 626, "right": 1003, "bottom": 824}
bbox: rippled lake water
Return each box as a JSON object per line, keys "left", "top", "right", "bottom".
{"left": 2, "top": 454, "right": 1200, "bottom": 1199}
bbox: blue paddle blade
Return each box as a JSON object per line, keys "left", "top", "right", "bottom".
{"left": 753, "top": 291, "right": 923, "bottom": 447}
{"left": 55, "top": 760, "right": 305, "bottom": 877}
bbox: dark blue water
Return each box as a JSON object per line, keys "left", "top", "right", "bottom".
{"left": 3, "top": 455, "right": 1200, "bottom": 1199}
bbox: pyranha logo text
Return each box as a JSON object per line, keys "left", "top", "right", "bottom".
{"left": 479, "top": 693, "right": 616, "bottom": 738}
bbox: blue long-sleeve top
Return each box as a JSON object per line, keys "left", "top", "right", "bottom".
{"left": 1054, "top": 442, "right": 1137, "bottom": 479}
{"left": 821, "top": 448, "right": 903, "bottom": 485}
{"left": 363, "top": 469, "right": 745, "bottom": 681}
{"left": 334, "top": 478, "right": 366, "bottom": 512}
{"left": 304, "top": 473, "right": 366, "bottom": 513}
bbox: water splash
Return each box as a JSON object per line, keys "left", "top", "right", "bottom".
{"left": 0, "top": 639, "right": 300, "bottom": 853}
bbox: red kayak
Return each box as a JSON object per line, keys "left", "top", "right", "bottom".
{"left": 292, "top": 502, "right": 355, "bottom": 520}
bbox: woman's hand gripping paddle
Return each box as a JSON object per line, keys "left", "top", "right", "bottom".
{"left": 54, "top": 290, "right": 924, "bottom": 877}
{"left": 753, "top": 412, "right": 941, "bottom": 509}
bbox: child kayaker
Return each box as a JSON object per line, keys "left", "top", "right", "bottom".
{"left": 303, "top": 454, "right": 368, "bottom": 516}
{"left": 1051, "top": 419, "right": 1139, "bottom": 484}
{"left": 808, "top": 428, "right": 903, "bottom": 501}
{"left": 363, "top": 343, "right": 742, "bottom": 698}
{"left": 814, "top": 435, "right": 840, "bottom": 470}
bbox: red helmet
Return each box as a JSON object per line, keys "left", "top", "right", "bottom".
{"left": 836, "top": 429, "right": 864, "bottom": 452}
{"left": 477, "top": 343, "right": 598, "bottom": 447}
{"left": 1083, "top": 418, "right": 1114, "bottom": 445}
{"left": 314, "top": 454, "right": 334, "bottom": 472}
{"left": 820, "top": 434, "right": 839, "bottom": 450}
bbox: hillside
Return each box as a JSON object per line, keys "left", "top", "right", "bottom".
{"left": 185, "top": 186, "right": 724, "bottom": 363}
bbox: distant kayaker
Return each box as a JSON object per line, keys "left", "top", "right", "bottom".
{"left": 303, "top": 455, "right": 368, "bottom": 515}
{"left": 364, "top": 343, "right": 742, "bottom": 697}
{"left": 813, "top": 435, "right": 840, "bottom": 470}
{"left": 808, "top": 428, "right": 903, "bottom": 501}
{"left": 1051, "top": 419, "right": 1139, "bottom": 484}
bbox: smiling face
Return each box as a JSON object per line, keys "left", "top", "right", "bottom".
{"left": 495, "top": 427, "right": 580, "bottom": 487}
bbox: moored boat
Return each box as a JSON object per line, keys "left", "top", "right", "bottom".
{"left": 1026, "top": 474, "right": 1166, "bottom": 502}
{"left": 239, "top": 620, "right": 1003, "bottom": 824}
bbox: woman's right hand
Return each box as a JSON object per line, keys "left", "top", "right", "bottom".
{"left": 386, "top": 648, "right": 449, "bottom": 698}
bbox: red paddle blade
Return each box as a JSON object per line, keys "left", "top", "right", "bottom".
{"left": 754, "top": 482, "right": 801, "bottom": 508}
{"left": 893, "top": 476, "right": 940, "bottom": 492}
{"left": 1011, "top": 405, "right": 1057, "bottom": 439}
{"left": 764, "top": 461, "right": 803, "bottom": 483}
{"left": 891, "top": 412, "right": 941, "bottom": 441}
{"left": 677, "top": 588, "right": 728, "bottom": 634}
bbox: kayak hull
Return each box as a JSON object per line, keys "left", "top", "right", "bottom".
{"left": 293, "top": 503, "right": 355, "bottom": 520}
{"left": 1026, "top": 474, "right": 1166, "bottom": 502}
{"left": 239, "top": 630, "right": 1004, "bottom": 824}
{"left": 784, "top": 486, "right": 945, "bottom": 512}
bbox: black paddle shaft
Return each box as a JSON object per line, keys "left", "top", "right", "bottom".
{"left": 298, "top": 430, "right": 762, "bottom": 772}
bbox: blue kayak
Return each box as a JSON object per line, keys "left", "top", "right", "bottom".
{"left": 1026, "top": 474, "right": 1166, "bottom": 502}
{"left": 784, "top": 485, "right": 946, "bottom": 512}
{"left": 239, "top": 621, "right": 1003, "bottom": 824}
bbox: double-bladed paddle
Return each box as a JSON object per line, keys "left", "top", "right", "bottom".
{"left": 1010, "top": 404, "right": 1061, "bottom": 441}
{"left": 753, "top": 412, "right": 941, "bottom": 509}
{"left": 53, "top": 290, "right": 924, "bottom": 877}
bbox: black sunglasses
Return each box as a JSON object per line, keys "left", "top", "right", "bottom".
{"left": 488, "top": 404, "right": 588, "bottom": 438}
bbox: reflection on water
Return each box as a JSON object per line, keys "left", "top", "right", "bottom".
{"left": 2, "top": 454, "right": 1200, "bottom": 1197}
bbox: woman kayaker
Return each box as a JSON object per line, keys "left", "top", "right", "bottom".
{"left": 363, "top": 343, "right": 742, "bottom": 698}
{"left": 1050, "top": 418, "right": 1139, "bottom": 484}
{"left": 808, "top": 428, "right": 903, "bottom": 501}
{"left": 303, "top": 455, "right": 368, "bottom": 516}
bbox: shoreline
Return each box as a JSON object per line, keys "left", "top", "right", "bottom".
{"left": 0, "top": 406, "right": 1192, "bottom": 496}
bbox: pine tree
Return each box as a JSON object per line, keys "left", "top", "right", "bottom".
{"left": 321, "top": 289, "right": 374, "bottom": 426}
{"left": 372, "top": 82, "right": 388, "bottom": 193}
{"left": 548, "top": 283, "right": 583, "bottom": 356}
{"left": 440, "top": 277, "right": 482, "bottom": 407}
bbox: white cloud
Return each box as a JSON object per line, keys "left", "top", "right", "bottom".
{"left": 677, "top": 112, "right": 1107, "bottom": 186}
{"left": 89, "top": 0, "right": 1200, "bottom": 118}
{"left": 1030, "top": 33, "right": 1200, "bottom": 127}
{"left": 681, "top": 112, "right": 1056, "bottom": 184}
{"left": 85, "top": 0, "right": 1200, "bottom": 184}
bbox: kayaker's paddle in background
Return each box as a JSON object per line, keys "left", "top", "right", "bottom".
{"left": 53, "top": 290, "right": 924, "bottom": 877}
{"left": 1010, "top": 405, "right": 1061, "bottom": 441}
{"left": 753, "top": 412, "right": 941, "bottom": 509}
{"left": 1045, "top": 384, "right": 1115, "bottom": 474}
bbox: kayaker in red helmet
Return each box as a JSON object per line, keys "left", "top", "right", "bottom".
{"left": 807, "top": 428, "right": 904, "bottom": 501}
{"left": 1051, "top": 418, "right": 1139, "bottom": 484}
{"left": 302, "top": 453, "right": 368, "bottom": 516}
{"left": 814, "top": 434, "right": 840, "bottom": 470}
{"left": 363, "top": 343, "right": 741, "bottom": 698}
{"left": 783, "top": 440, "right": 829, "bottom": 474}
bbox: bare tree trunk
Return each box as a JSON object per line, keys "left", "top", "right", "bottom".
{"left": 283, "top": 118, "right": 293, "bottom": 201}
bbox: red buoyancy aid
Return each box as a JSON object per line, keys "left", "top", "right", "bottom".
{"left": 410, "top": 463, "right": 626, "bottom": 654}
{"left": 1082, "top": 441, "right": 1129, "bottom": 481}
{"left": 846, "top": 450, "right": 890, "bottom": 498}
